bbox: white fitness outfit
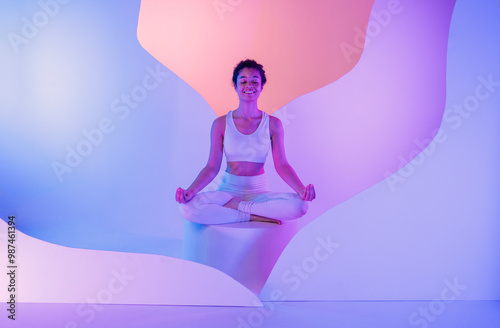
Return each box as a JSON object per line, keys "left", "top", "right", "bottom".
{"left": 179, "top": 110, "right": 308, "bottom": 224}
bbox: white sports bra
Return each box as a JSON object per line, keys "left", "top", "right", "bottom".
{"left": 223, "top": 110, "right": 271, "bottom": 163}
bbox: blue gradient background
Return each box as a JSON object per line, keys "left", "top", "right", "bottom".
{"left": 0, "top": 0, "right": 499, "bottom": 300}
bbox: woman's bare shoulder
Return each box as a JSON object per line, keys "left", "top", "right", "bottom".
{"left": 269, "top": 114, "right": 281, "bottom": 124}
{"left": 269, "top": 115, "right": 283, "bottom": 133}
{"left": 212, "top": 115, "right": 227, "bottom": 134}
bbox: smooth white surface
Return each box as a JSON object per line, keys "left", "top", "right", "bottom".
{"left": 2, "top": 301, "right": 499, "bottom": 328}
{"left": 260, "top": 0, "right": 500, "bottom": 301}
{"left": 0, "top": 0, "right": 498, "bottom": 306}
{"left": 183, "top": 220, "right": 299, "bottom": 294}
{"left": 0, "top": 219, "right": 261, "bottom": 306}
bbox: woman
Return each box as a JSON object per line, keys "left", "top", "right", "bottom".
{"left": 176, "top": 59, "right": 315, "bottom": 224}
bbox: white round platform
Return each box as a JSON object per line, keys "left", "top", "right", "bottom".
{"left": 183, "top": 220, "right": 299, "bottom": 294}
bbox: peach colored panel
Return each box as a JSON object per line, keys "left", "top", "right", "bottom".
{"left": 137, "top": 0, "right": 374, "bottom": 116}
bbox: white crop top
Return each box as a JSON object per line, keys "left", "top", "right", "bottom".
{"left": 224, "top": 110, "right": 271, "bottom": 163}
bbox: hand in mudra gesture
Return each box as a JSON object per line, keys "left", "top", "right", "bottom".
{"left": 299, "top": 184, "right": 316, "bottom": 201}
{"left": 176, "top": 187, "right": 196, "bottom": 204}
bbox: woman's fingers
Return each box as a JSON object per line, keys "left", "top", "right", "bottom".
{"left": 305, "top": 184, "right": 315, "bottom": 201}
{"left": 309, "top": 184, "right": 316, "bottom": 200}
{"left": 299, "top": 185, "right": 313, "bottom": 201}
{"left": 176, "top": 187, "right": 186, "bottom": 203}
{"left": 176, "top": 188, "right": 196, "bottom": 203}
{"left": 305, "top": 185, "right": 312, "bottom": 201}
{"left": 185, "top": 190, "right": 192, "bottom": 202}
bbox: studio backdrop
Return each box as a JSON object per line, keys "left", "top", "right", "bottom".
{"left": 0, "top": 0, "right": 499, "bottom": 302}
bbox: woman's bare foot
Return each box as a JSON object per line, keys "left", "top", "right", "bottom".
{"left": 250, "top": 214, "right": 282, "bottom": 225}
{"left": 224, "top": 197, "right": 281, "bottom": 224}
{"left": 223, "top": 197, "right": 242, "bottom": 209}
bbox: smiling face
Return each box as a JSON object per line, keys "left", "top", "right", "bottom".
{"left": 235, "top": 67, "right": 263, "bottom": 101}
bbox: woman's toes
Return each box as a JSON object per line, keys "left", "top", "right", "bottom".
{"left": 250, "top": 216, "right": 282, "bottom": 225}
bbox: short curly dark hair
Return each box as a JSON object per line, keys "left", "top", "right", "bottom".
{"left": 232, "top": 59, "right": 267, "bottom": 88}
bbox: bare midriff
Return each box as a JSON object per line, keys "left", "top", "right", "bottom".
{"left": 226, "top": 161, "right": 265, "bottom": 176}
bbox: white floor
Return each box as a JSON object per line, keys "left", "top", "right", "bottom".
{"left": 4, "top": 301, "right": 499, "bottom": 328}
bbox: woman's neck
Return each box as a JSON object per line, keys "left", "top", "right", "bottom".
{"left": 235, "top": 101, "right": 260, "bottom": 119}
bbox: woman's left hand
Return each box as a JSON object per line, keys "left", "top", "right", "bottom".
{"left": 299, "top": 184, "right": 316, "bottom": 201}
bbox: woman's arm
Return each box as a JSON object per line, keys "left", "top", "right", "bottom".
{"left": 270, "top": 116, "right": 315, "bottom": 201}
{"left": 176, "top": 116, "right": 225, "bottom": 203}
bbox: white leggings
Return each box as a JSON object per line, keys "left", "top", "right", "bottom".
{"left": 179, "top": 171, "right": 308, "bottom": 224}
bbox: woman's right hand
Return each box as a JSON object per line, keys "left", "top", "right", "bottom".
{"left": 176, "top": 187, "right": 196, "bottom": 203}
